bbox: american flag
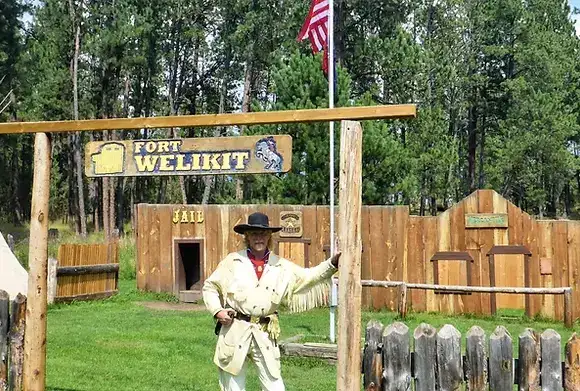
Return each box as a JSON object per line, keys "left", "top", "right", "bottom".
{"left": 297, "top": 0, "right": 330, "bottom": 73}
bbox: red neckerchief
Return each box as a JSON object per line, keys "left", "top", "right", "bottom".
{"left": 247, "top": 249, "right": 270, "bottom": 280}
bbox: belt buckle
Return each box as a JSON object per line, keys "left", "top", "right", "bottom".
{"left": 250, "top": 315, "right": 260, "bottom": 324}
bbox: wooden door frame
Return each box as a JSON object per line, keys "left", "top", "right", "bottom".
{"left": 172, "top": 238, "right": 205, "bottom": 296}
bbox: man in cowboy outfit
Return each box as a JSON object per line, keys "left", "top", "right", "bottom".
{"left": 203, "top": 212, "right": 340, "bottom": 391}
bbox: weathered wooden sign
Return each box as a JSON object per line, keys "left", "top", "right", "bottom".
{"left": 84, "top": 135, "right": 292, "bottom": 177}
{"left": 172, "top": 209, "right": 204, "bottom": 224}
{"left": 279, "top": 211, "right": 303, "bottom": 238}
{"left": 465, "top": 213, "right": 508, "bottom": 228}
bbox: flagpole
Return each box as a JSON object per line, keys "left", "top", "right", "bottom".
{"left": 328, "top": 0, "right": 336, "bottom": 344}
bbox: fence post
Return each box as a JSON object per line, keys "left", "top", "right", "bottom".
{"left": 363, "top": 320, "right": 384, "bottom": 391}
{"left": 540, "top": 329, "right": 562, "bottom": 391}
{"left": 336, "top": 120, "right": 363, "bottom": 391}
{"left": 436, "top": 325, "right": 463, "bottom": 390}
{"left": 6, "top": 235, "right": 14, "bottom": 253}
{"left": 23, "top": 132, "right": 51, "bottom": 391}
{"left": 518, "top": 328, "right": 540, "bottom": 389}
{"left": 488, "top": 326, "right": 514, "bottom": 390}
{"left": 465, "top": 326, "right": 487, "bottom": 391}
{"left": 397, "top": 283, "right": 407, "bottom": 319}
{"left": 565, "top": 333, "right": 580, "bottom": 391}
{"left": 413, "top": 323, "right": 436, "bottom": 391}
{"left": 47, "top": 258, "right": 58, "bottom": 305}
{"left": 0, "top": 290, "right": 8, "bottom": 391}
{"left": 9, "top": 293, "right": 26, "bottom": 391}
{"left": 564, "top": 289, "right": 573, "bottom": 329}
{"left": 382, "top": 322, "right": 411, "bottom": 391}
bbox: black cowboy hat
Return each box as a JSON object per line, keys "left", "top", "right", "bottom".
{"left": 233, "top": 212, "right": 282, "bottom": 234}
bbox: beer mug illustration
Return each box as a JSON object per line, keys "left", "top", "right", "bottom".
{"left": 91, "top": 142, "right": 126, "bottom": 175}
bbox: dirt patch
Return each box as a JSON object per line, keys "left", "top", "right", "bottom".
{"left": 137, "top": 301, "right": 207, "bottom": 312}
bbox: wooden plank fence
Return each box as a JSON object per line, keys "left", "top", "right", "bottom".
{"left": 55, "top": 242, "right": 119, "bottom": 303}
{"left": 362, "top": 321, "right": 580, "bottom": 391}
{"left": 0, "top": 291, "right": 26, "bottom": 391}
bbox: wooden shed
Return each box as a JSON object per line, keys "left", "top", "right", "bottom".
{"left": 135, "top": 190, "right": 580, "bottom": 323}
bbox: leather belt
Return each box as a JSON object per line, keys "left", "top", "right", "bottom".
{"left": 234, "top": 313, "right": 271, "bottom": 325}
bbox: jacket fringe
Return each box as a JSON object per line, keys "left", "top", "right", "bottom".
{"left": 287, "top": 279, "right": 331, "bottom": 313}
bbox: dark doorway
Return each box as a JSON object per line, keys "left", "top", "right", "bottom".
{"left": 174, "top": 240, "right": 204, "bottom": 299}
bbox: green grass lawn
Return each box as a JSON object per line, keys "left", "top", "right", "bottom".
{"left": 45, "top": 280, "right": 580, "bottom": 391}
{"left": 3, "top": 223, "right": 578, "bottom": 389}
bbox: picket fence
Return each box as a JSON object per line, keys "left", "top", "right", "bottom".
{"left": 0, "top": 290, "right": 26, "bottom": 391}
{"left": 363, "top": 320, "right": 580, "bottom": 391}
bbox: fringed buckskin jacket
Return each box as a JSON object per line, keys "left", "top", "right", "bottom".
{"left": 202, "top": 249, "right": 337, "bottom": 379}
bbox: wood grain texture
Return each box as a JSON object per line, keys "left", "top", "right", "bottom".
{"left": 565, "top": 333, "right": 580, "bottom": 391}
{"left": 363, "top": 320, "right": 384, "bottom": 391}
{"left": 465, "top": 326, "right": 487, "bottom": 391}
{"left": 436, "top": 325, "right": 463, "bottom": 391}
{"left": 382, "top": 322, "right": 411, "bottom": 391}
{"left": 477, "top": 190, "right": 494, "bottom": 315}
{"left": 488, "top": 326, "right": 513, "bottom": 390}
{"left": 23, "top": 133, "right": 51, "bottom": 391}
{"left": 0, "top": 104, "right": 417, "bottom": 134}
{"left": 552, "top": 221, "right": 568, "bottom": 321}
{"left": 336, "top": 120, "right": 363, "bottom": 391}
{"left": 518, "top": 328, "right": 541, "bottom": 390}
{"left": 413, "top": 323, "right": 437, "bottom": 391}
{"left": 540, "top": 329, "right": 562, "bottom": 390}
{"left": 8, "top": 294, "right": 26, "bottom": 391}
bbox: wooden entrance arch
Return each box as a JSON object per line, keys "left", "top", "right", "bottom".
{"left": 0, "top": 104, "right": 416, "bottom": 391}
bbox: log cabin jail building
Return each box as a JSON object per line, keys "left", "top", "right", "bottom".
{"left": 135, "top": 190, "right": 580, "bottom": 323}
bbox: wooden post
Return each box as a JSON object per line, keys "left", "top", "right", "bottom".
{"left": 465, "top": 326, "right": 487, "bottom": 391}
{"left": 362, "top": 320, "right": 384, "bottom": 391}
{"left": 540, "top": 329, "right": 562, "bottom": 391}
{"left": 47, "top": 258, "right": 58, "bottom": 305}
{"left": 436, "top": 325, "right": 463, "bottom": 390}
{"left": 0, "top": 290, "right": 8, "bottom": 391}
{"left": 565, "top": 333, "right": 580, "bottom": 391}
{"left": 9, "top": 294, "right": 26, "bottom": 391}
{"left": 488, "top": 253, "right": 497, "bottom": 315}
{"left": 518, "top": 328, "right": 540, "bottom": 389}
{"left": 413, "top": 324, "right": 437, "bottom": 391}
{"left": 6, "top": 235, "right": 14, "bottom": 253}
{"left": 564, "top": 289, "right": 573, "bottom": 328}
{"left": 397, "top": 283, "right": 408, "bottom": 319}
{"left": 488, "top": 326, "right": 513, "bottom": 390}
{"left": 336, "top": 120, "right": 363, "bottom": 391}
{"left": 382, "top": 322, "right": 411, "bottom": 391}
{"left": 23, "top": 133, "right": 51, "bottom": 391}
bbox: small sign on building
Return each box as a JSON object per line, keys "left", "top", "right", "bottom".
{"left": 279, "top": 211, "right": 303, "bottom": 238}
{"left": 465, "top": 213, "right": 508, "bottom": 229}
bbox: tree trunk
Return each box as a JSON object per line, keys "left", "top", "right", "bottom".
{"left": 478, "top": 114, "right": 486, "bottom": 190}
{"left": 89, "top": 132, "right": 99, "bottom": 231}
{"left": 467, "top": 104, "right": 477, "bottom": 194}
{"left": 102, "top": 131, "right": 110, "bottom": 239}
{"left": 10, "top": 142, "right": 23, "bottom": 225}
{"left": 564, "top": 183, "right": 572, "bottom": 218}
{"left": 69, "top": 0, "right": 87, "bottom": 237}
{"left": 202, "top": 72, "right": 229, "bottom": 205}
{"left": 236, "top": 60, "right": 254, "bottom": 201}
{"left": 108, "top": 131, "right": 116, "bottom": 236}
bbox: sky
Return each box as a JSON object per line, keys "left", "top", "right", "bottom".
{"left": 571, "top": 0, "right": 580, "bottom": 35}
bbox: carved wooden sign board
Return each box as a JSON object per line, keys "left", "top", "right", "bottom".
{"left": 85, "top": 135, "right": 292, "bottom": 177}
{"left": 465, "top": 213, "right": 508, "bottom": 229}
